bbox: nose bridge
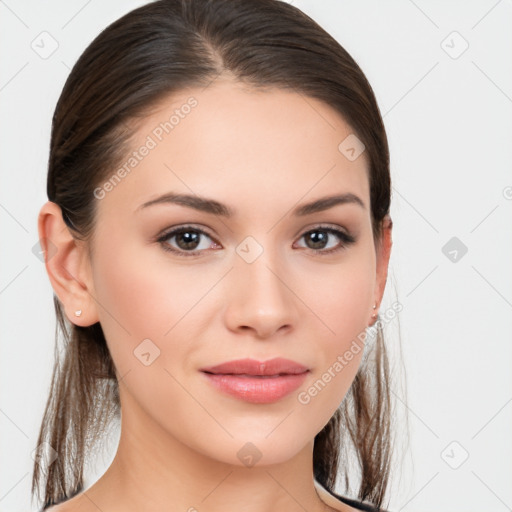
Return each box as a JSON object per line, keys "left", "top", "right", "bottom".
{"left": 224, "top": 237, "right": 298, "bottom": 336}
{"left": 242, "top": 250, "right": 286, "bottom": 303}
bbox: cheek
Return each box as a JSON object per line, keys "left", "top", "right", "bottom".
{"left": 295, "top": 249, "right": 375, "bottom": 404}
{"left": 301, "top": 253, "right": 375, "bottom": 343}
{"left": 91, "top": 239, "right": 201, "bottom": 369}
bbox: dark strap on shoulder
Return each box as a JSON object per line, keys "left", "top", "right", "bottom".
{"left": 322, "top": 485, "right": 389, "bottom": 512}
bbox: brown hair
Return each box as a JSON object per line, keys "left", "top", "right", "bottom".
{"left": 32, "top": 0, "right": 396, "bottom": 509}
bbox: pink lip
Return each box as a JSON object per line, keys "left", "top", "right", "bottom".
{"left": 200, "top": 358, "right": 310, "bottom": 404}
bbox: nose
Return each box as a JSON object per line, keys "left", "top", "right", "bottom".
{"left": 223, "top": 249, "right": 300, "bottom": 339}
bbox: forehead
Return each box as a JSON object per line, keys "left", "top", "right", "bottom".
{"left": 97, "top": 79, "right": 370, "bottom": 219}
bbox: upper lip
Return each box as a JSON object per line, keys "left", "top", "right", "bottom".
{"left": 200, "top": 357, "right": 310, "bottom": 376}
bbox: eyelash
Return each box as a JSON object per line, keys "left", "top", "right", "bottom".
{"left": 156, "top": 224, "right": 356, "bottom": 258}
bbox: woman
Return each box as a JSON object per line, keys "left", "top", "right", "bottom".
{"left": 33, "top": 0, "right": 397, "bottom": 510}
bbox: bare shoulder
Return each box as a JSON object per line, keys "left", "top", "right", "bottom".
{"left": 43, "top": 503, "right": 75, "bottom": 512}
{"left": 42, "top": 493, "right": 90, "bottom": 512}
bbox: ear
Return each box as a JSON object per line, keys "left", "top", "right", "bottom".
{"left": 371, "top": 214, "right": 393, "bottom": 324}
{"left": 37, "top": 201, "right": 100, "bottom": 326}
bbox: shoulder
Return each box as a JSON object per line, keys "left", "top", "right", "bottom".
{"left": 41, "top": 504, "right": 72, "bottom": 512}
{"left": 333, "top": 493, "right": 388, "bottom": 512}
{"left": 314, "top": 479, "right": 390, "bottom": 512}
{"left": 39, "top": 494, "right": 89, "bottom": 512}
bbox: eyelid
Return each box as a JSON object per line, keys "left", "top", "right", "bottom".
{"left": 294, "top": 222, "right": 351, "bottom": 239}
{"left": 155, "top": 223, "right": 216, "bottom": 242}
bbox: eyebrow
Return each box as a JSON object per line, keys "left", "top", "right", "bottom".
{"left": 136, "top": 191, "right": 366, "bottom": 217}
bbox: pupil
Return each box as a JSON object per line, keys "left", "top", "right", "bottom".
{"left": 308, "top": 231, "right": 327, "bottom": 249}
{"left": 177, "top": 231, "right": 200, "bottom": 250}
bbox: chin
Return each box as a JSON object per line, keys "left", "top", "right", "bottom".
{"left": 196, "top": 432, "right": 312, "bottom": 469}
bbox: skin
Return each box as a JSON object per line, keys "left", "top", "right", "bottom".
{"left": 39, "top": 77, "right": 392, "bottom": 512}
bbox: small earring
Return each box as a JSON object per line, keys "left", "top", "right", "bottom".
{"left": 74, "top": 309, "right": 82, "bottom": 317}
{"left": 371, "top": 303, "right": 377, "bottom": 319}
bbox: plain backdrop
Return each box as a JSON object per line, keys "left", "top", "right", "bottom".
{"left": 1, "top": 1, "right": 511, "bottom": 511}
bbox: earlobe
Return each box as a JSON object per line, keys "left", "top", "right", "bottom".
{"left": 37, "top": 201, "right": 99, "bottom": 326}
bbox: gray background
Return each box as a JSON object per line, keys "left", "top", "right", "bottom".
{"left": 1, "top": 1, "right": 511, "bottom": 511}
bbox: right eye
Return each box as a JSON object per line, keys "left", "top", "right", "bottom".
{"left": 157, "top": 225, "right": 221, "bottom": 257}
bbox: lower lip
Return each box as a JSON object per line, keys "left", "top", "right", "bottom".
{"left": 201, "top": 371, "right": 309, "bottom": 404}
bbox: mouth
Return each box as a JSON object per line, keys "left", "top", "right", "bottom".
{"left": 202, "top": 372, "right": 305, "bottom": 377}
{"left": 199, "top": 358, "right": 310, "bottom": 404}
{"left": 200, "top": 357, "right": 310, "bottom": 376}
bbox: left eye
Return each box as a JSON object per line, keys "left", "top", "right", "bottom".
{"left": 294, "top": 227, "right": 355, "bottom": 254}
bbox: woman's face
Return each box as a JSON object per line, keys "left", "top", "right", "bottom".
{"left": 79, "top": 79, "right": 390, "bottom": 466}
